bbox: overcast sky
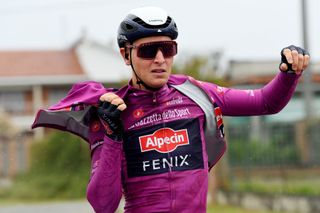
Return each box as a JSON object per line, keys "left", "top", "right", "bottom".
{"left": 0, "top": 0, "right": 319, "bottom": 60}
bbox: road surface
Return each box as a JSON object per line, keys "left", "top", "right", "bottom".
{"left": 0, "top": 200, "right": 124, "bottom": 213}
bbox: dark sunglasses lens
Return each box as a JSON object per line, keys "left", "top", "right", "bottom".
{"left": 137, "top": 42, "right": 177, "bottom": 59}
{"left": 138, "top": 44, "right": 158, "bottom": 59}
{"left": 161, "top": 43, "right": 177, "bottom": 58}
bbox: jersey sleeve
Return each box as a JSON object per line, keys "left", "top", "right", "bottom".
{"left": 86, "top": 136, "right": 123, "bottom": 213}
{"left": 202, "top": 72, "right": 300, "bottom": 116}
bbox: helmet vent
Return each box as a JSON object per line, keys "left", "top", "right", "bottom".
{"left": 121, "top": 22, "right": 136, "bottom": 32}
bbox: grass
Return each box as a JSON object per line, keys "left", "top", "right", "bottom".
{"left": 207, "top": 204, "right": 284, "bottom": 213}
{"left": 230, "top": 177, "right": 320, "bottom": 196}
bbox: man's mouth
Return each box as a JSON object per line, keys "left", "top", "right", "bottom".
{"left": 151, "top": 69, "right": 166, "bottom": 73}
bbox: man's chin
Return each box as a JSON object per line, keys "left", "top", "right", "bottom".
{"left": 150, "top": 79, "right": 167, "bottom": 88}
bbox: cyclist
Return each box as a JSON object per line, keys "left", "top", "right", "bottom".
{"left": 32, "top": 6, "right": 310, "bottom": 213}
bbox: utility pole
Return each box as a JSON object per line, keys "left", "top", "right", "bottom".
{"left": 301, "top": 0, "right": 314, "bottom": 120}
{"left": 299, "top": 0, "right": 313, "bottom": 165}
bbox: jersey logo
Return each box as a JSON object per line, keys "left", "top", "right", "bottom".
{"left": 133, "top": 108, "right": 144, "bottom": 119}
{"left": 139, "top": 128, "right": 189, "bottom": 153}
{"left": 214, "top": 107, "right": 223, "bottom": 128}
{"left": 213, "top": 104, "right": 225, "bottom": 138}
{"left": 124, "top": 119, "right": 204, "bottom": 177}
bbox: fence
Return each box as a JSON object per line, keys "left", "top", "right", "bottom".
{"left": 225, "top": 117, "right": 320, "bottom": 168}
{"left": 0, "top": 132, "right": 33, "bottom": 177}
{"left": 211, "top": 118, "right": 320, "bottom": 212}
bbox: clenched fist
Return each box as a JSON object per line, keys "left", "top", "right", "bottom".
{"left": 97, "top": 93, "right": 127, "bottom": 141}
{"left": 279, "top": 45, "right": 310, "bottom": 74}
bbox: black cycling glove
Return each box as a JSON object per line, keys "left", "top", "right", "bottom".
{"left": 97, "top": 101, "right": 123, "bottom": 141}
{"left": 280, "top": 45, "right": 309, "bottom": 73}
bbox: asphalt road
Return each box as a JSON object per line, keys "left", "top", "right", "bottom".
{"left": 0, "top": 200, "right": 94, "bottom": 213}
{"left": 0, "top": 200, "right": 125, "bottom": 213}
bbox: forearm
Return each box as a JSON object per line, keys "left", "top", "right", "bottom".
{"left": 87, "top": 136, "right": 122, "bottom": 213}
{"left": 220, "top": 72, "right": 300, "bottom": 116}
{"left": 260, "top": 72, "right": 300, "bottom": 114}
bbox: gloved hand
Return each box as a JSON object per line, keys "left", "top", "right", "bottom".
{"left": 279, "top": 45, "right": 310, "bottom": 74}
{"left": 97, "top": 100, "right": 124, "bottom": 142}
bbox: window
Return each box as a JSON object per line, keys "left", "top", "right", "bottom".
{"left": 47, "top": 88, "right": 69, "bottom": 107}
{"left": 0, "top": 91, "right": 25, "bottom": 113}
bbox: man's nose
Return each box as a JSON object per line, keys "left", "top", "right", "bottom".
{"left": 154, "top": 49, "right": 165, "bottom": 63}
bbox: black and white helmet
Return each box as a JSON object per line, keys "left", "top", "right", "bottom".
{"left": 117, "top": 6, "right": 178, "bottom": 48}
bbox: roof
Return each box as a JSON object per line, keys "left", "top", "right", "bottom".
{"left": 0, "top": 38, "right": 131, "bottom": 86}
{"left": 0, "top": 49, "right": 85, "bottom": 77}
{"left": 75, "top": 39, "right": 131, "bottom": 83}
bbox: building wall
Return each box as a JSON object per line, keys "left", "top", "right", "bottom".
{"left": 0, "top": 84, "right": 73, "bottom": 177}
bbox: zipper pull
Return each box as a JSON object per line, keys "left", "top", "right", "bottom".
{"left": 152, "top": 93, "right": 157, "bottom": 103}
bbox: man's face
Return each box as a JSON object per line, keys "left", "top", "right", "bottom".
{"left": 123, "top": 36, "right": 175, "bottom": 90}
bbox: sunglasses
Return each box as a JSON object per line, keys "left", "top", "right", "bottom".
{"left": 127, "top": 41, "right": 178, "bottom": 60}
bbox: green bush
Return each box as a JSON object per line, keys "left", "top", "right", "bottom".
{"left": 5, "top": 131, "right": 91, "bottom": 201}
{"left": 30, "top": 131, "right": 90, "bottom": 174}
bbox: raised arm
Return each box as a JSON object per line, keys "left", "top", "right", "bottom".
{"left": 213, "top": 72, "right": 300, "bottom": 116}
{"left": 208, "top": 45, "right": 310, "bottom": 116}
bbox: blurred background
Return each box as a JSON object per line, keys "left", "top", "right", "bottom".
{"left": 0, "top": 0, "right": 319, "bottom": 212}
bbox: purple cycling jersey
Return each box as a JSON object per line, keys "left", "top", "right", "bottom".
{"left": 32, "top": 73, "right": 300, "bottom": 213}
{"left": 86, "top": 73, "right": 299, "bottom": 213}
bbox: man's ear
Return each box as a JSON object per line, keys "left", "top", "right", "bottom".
{"left": 120, "top": 48, "right": 131, "bottom": 65}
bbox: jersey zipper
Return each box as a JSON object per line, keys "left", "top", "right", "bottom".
{"left": 152, "top": 92, "right": 157, "bottom": 104}
{"left": 153, "top": 90, "right": 175, "bottom": 211}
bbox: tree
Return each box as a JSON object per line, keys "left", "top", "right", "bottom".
{"left": 173, "top": 52, "right": 229, "bottom": 86}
